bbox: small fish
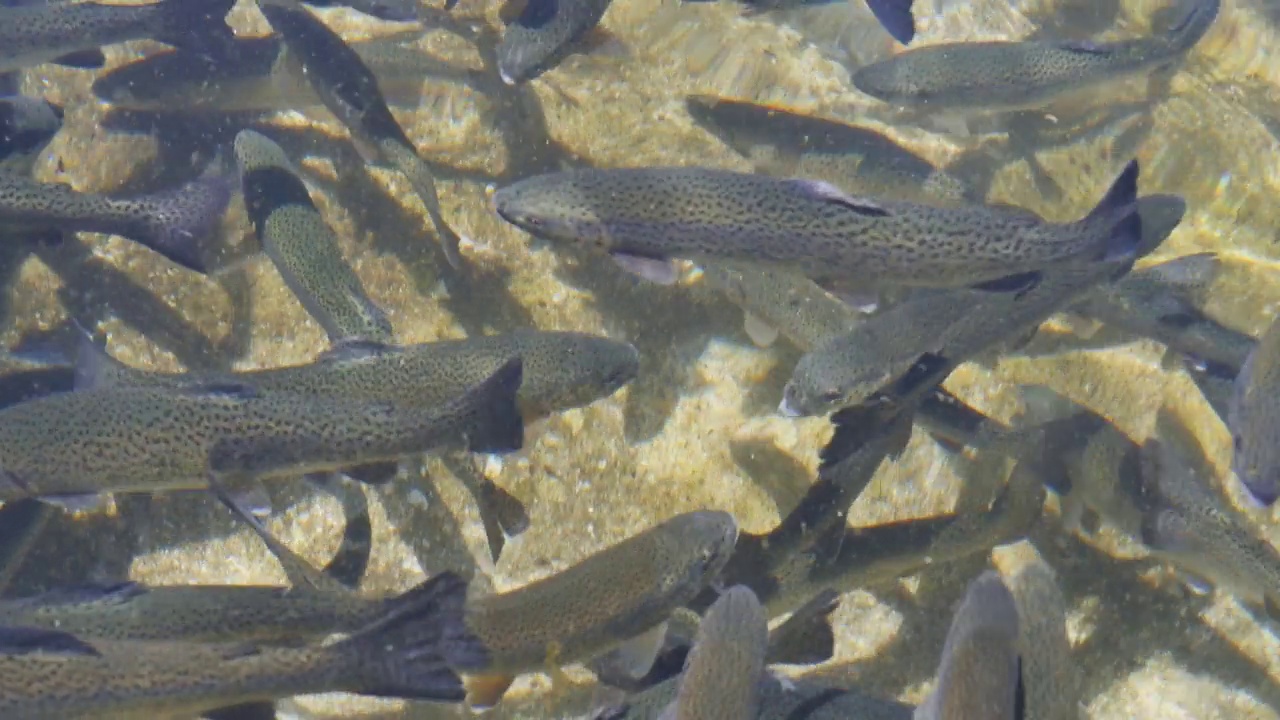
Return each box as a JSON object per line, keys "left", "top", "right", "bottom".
{"left": 460, "top": 510, "right": 738, "bottom": 709}
{"left": 915, "top": 571, "right": 1021, "bottom": 720}
{"left": 853, "top": 0, "right": 1220, "bottom": 112}
{"left": 0, "top": 172, "right": 232, "bottom": 273}
{"left": 93, "top": 34, "right": 479, "bottom": 114}
{"left": 0, "top": 357, "right": 524, "bottom": 507}
{"left": 779, "top": 183, "right": 1174, "bottom": 417}
{"left": 0, "top": 0, "right": 238, "bottom": 73}
{"left": 657, "top": 586, "right": 769, "bottom": 720}
{"left": 1228, "top": 310, "right": 1280, "bottom": 506}
{"left": 496, "top": 0, "right": 616, "bottom": 84}
{"left": 685, "top": 95, "right": 973, "bottom": 206}
{"left": 494, "top": 161, "right": 1140, "bottom": 293}
{"left": 256, "top": 0, "right": 468, "bottom": 269}
{"left": 1005, "top": 557, "right": 1079, "bottom": 720}
{"left": 235, "top": 129, "right": 394, "bottom": 346}
{"left": 1141, "top": 407, "right": 1280, "bottom": 618}
{"left": 0, "top": 95, "right": 61, "bottom": 174}
{"left": 701, "top": 260, "right": 866, "bottom": 349}
{"left": 0, "top": 571, "right": 488, "bottom": 718}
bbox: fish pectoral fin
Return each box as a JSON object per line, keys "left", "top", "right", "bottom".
{"left": 218, "top": 476, "right": 275, "bottom": 519}
{"left": 968, "top": 271, "right": 1041, "bottom": 294}
{"left": 610, "top": 622, "right": 668, "bottom": 680}
{"left": 465, "top": 673, "right": 516, "bottom": 710}
{"left": 610, "top": 253, "right": 680, "bottom": 284}
{"left": 0, "top": 626, "right": 101, "bottom": 657}
{"left": 51, "top": 49, "right": 106, "bottom": 69}
{"left": 1056, "top": 39, "right": 1109, "bottom": 55}
{"left": 743, "top": 311, "right": 780, "bottom": 348}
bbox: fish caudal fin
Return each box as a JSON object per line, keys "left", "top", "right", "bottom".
{"left": 123, "top": 175, "right": 234, "bottom": 274}
{"left": 154, "top": 0, "right": 240, "bottom": 50}
{"left": 343, "top": 571, "right": 489, "bottom": 701}
{"left": 765, "top": 588, "right": 839, "bottom": 665}
{"left": 865, "top": 0, "right": 915, "bottom": 44}
{"left": 452, "top": 357, "right": 526, "bottom": 454}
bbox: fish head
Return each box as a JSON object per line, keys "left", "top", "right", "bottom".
{"left": 781, "top": 353, "right": 888, "bottom": 418}
{"left": 1231, "top": 436, "right": 1280, "bottom": 507}
{"left": 493, "top": 173, "right": 610, "bottom": 247}
{"left": 668, "top": 510, "right": 739, "bottom": 579}
{"left": 512, "top": 332, "right": 640, "bottom": 417}
{"left": 851, "top": 56, "right": 928, "bottom": 105}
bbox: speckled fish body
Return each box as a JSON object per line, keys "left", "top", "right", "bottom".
{"left": 1229, "top": 312, "right": 1280, "bottom": 506}
{"left": 256, "top": 0, "right": 466, "bottom": 268}
{"left": 0, "top": 0, "right": 237, "bottom": 73}
{"left": 685, "top": 95, "right": 972, "bottom": 206}
{"left": 700, "top": 260, "right": 863, "bottom": 350}
{"left": 0, "top": 358, "right": 523, "bottom": 502}
{"left": 494, "top": 162, "right": 1140, "bottom": 292}
{"left": 780, "top": 180, "right": 1173, "bottom": 417}
{"left": 93, "top": 34, "right": 477, "bottom": 114}
{"left": 0, "top": 172, "right": 231, "bottom": 273}
{"left": 915, "top": 571, "right": 1020, "bottom": 720}
{"left": 235, "top": 129, "right": 393, "bottom": 346}
{"left": 0, "top": 572, "right": 487, "bottom": 719}
{"left": 1142, "top": 408, "right": 1280, "bottom": 616}
{"left": 662, "top": 586, "right": 768, "bottom": 720}
{"left": 1005, "top": 559, "right": 1080, "bottom": 720}
{"left": 1072, "top": 251, "right": 1251, "bottom": 376}
{"left": 84, "top": 329, "right": 637, "bottom": 422}
{"left": 460, "top": 511, "right": 738, "bottom": 706}
{"left": 853, "top": 0, "right": 1219, "bottom": 112}
{"left": 0, "top": 95, "right": 60, "bottom": 174}
{"left": 0, "top": 579, "right": 393, "bottom": 644}
{"left": 496, "top": 0, "right": 615, "bottom": 84}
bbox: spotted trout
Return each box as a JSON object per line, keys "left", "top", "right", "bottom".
{"left": 497, "top": 0, "right": 616, "bottom": 84}
{"left": 458, "top": 510, "right": 738, "bottom": 708}
{"left": 853, "top": 0, "right": 1220, "bottom": 112}
{"left": 0, "top": 357, "right": 524, "bottom": 506}
{"left": 0, "top": 571, "right": 488, "bottom": 719}
{"left": 660, "top": 585, "right": 769, "bottom": 720}
{"left": 1229, "top": 310, "right": 1280, "bottom": 506}
{"left": 493, "top": 161, "right": 1141, "bottom": 293}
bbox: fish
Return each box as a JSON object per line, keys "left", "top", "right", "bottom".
{"left": 235, "top": 129, "right": 394, "bottom": 346}
{"left": 0, "top": 357, "right": 524, "bottom": 507}
{"left": 493, "top": 160, "right": 1141, "bottom": 293}
{"left": 0, "top": 0, "right": 238, "bottom": 73}
{"left": 496, "top": 0, "right": 616, "bottom": 85}
{"left": 1140, "top": 407, "right": 1280, "bottom": 618}
{"left": 779, "top": 183, "right": 1174, "bottom": 417}
{"left": 302, "top": 0, "right": 422, "bottom": 20}
{"left": 0, "top": 571, "right": 489, "bottom": 718}
{"left": 657, "top": 586, "right": 769, "bottom": 720}
{"left": 256, "top": 0, "right": 468, "bottom": 269}
{"left": 1004, "top": 557, "right": 1079, "bottom": 720}
{"left": 1228, "top": 310, "right": 1280, "bottom": 506}
{"left": 683, "top": 0, "right": 915, "bottom": 45}
{"left": 914, "top": 571, "right": 1021, "bottom": 720}
{"left": 0, "top": 172, "right": 232, "bottom": 273}
{"left": 93, "top": 34, "right": 480, "bottom": 115}
{"left": 0, "top": 95, "right": 61, "bottom": 175}
{"left": 684, "top": 95, "right": 972, "bottom": 206}
{"left": 852, "top": 0, "right": 1220, "bottom": 113}
{"left": 459, "top": 510, "right": 738, "bottom": 709}
{"left": 701, "top": 260, "right": 867, "bottom": 349}
{"left": 598, "top": 674, "right": 915, "bottom": 720}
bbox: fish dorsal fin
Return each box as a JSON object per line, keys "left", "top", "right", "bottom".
{"left": 318, "top": 339, "right": 395, "bottom": 364}
{"left": 1057, "top": 39, "right": 1109, "bottom": 55}
{"left": 183, "top": 382, "right": 261, "bottom": 400}
{"left": 0, "top": 626, "right": 101, "bottom": 657}
{"left": 23, "top": 580, "right": 147, "bottom": 607}
{"left": 72, "top": 322, "right": 135, "bottom": 391}
{"left": 791, "top": 179, "right": 890, "bottom": 217}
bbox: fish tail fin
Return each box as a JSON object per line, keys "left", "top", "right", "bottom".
{"left": 1081, "top": 159, "right": 1143, "bottom": 266}
{"left": 864, "top": 0, "right": 915, "bottom": 45}
{"left": 344, "top": 571, "right": 490, "bottom": 701}
{"left": 1165, "top": 0, "right": 1221, "bottom": 54}
{"left": 446, "top": 357, "right": 526, "bottom": 454}
{"left": 765, "top": 588, "right": 839, "bottom": 665}
{"left": 120, "top": 175, "right": 233, "bottom": 274}
{"left": 154, "top": 0, "right": 240, "bottom": 50}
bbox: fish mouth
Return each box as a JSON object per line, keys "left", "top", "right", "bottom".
{"left": 777, "top": 397, "right": 802, "bottom": 418}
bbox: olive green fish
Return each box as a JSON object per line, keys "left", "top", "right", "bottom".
{"left": 235, "top": 129, "right": 393, "bottom": 346}
{"left": 0, "top": 0, "right": 237, "bottom": 73}
{"left": 460, "top": 510, "right": 738, "bottom": 708}
{"left": 685, "top": 94, "right": 973, "bottom": 206}
{"left": 256, "top": 0, "right": 468, "bottom": 269}
{"left": 853, "top": 0, "right": 1220, "bottom": 112}
{"left": 1140, "top": 407, "right": 1280, "bottom": 618}
{"left": 496, "top": 0, "right": 616, "bottom": 84}
{"left": 493, "top": 160, "right": 1141, "bottom": 293}
{"left": 915, "top": 571, "right": 1021, "bottom": 720}
{"left": 1229, "top": 310, "right": 1280, "bottom": 506}
{"left": 1005, "top": 557, "right": 1080, "bottom": 720}
{"left": 659, "top": 586, "right": 769, "bottom": 720}
{"left": 0, "top": 172, "right": 231, "bottom": 273}
{"left": 0, "top": 571, "right": 487, "bottom": 719}
{"left": 0, "top": 357, "right": 524, "bottom": 506}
